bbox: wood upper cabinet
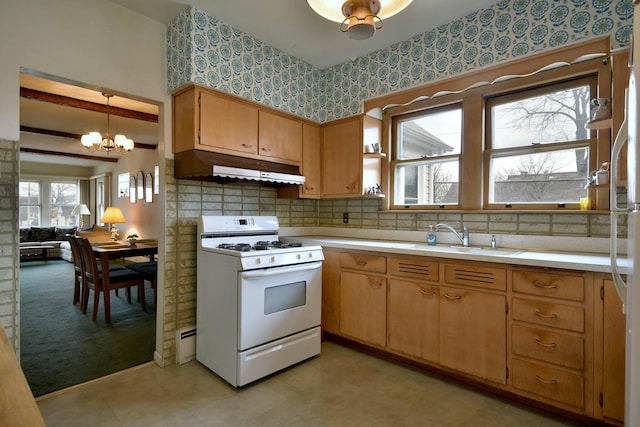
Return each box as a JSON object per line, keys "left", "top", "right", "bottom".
{"left": 321, "top": 114, "right": 384, "bottom": 198}
{"left": 258, "top": 110, "right": 302, "bottom": 164}
{"left": 278, "top": 123, "right": 321, "bottom": 199}
{"left": 172, "top": 84, "right": 303, "bottom": 166}
{"left": 321, "top": 116, "right": 363, "bottom": 198}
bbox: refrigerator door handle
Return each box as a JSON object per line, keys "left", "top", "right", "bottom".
{"left": 610, "top": 117, "right": 628, "bottom": 311}
{"left": 610, "top": 211, "right": 628, "bottom": 312}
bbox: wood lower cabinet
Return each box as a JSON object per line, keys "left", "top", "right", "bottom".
{"left": 340, "top": 271, "right": 387, "bottom": 347}
{"left": 510, "top": 267, "right": 593, "bottom": 414}
{"left": 320, "top": 247, "right": 611, "bottom": 423}
{"left": 596, "top": 277, "right": 626, "bottom": 424}
{"left": 388, "top": 278, "right": 439, "bottom": 362}
{"left": 439, "top": 285, "right": 507, "bottom": 384}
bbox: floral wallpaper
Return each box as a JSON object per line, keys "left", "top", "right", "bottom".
{"left": 167, "top": 0, "right": 633, "bottom": 123}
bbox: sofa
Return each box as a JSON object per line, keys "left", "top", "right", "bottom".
{"left": 19, "top": 226, "right": 112, "bottom": 262}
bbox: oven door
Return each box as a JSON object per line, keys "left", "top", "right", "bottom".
{"left": 238, "top": 261, "right": 322, "bottom": 351}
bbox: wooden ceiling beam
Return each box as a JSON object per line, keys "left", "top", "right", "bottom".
{"left": 20, "top": 126, "right": 157, "bottom": 150}
{"left": 19, "top": 147, "right": 119, "bottom": 163}
{"left": 19, "top": 87, "right": 158, "bottom": 123}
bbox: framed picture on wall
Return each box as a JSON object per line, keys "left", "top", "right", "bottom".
{"left": 129, "top": 175, "right": 136, "bottom": 204}
{"left": 118, "top": 173, "right": 130, "bottom": 198}
{"left": 154, "top": 165, "right": 159, "bottom": 195}
{"left": 146, "top": 173, "right": 153, "bottom": 203}
{"left": 137, "top": 171, "right": 144, "bottom": 200}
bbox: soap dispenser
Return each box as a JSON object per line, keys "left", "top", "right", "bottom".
{"left": 427, "top": 225, "right": 437, "bottom": 246}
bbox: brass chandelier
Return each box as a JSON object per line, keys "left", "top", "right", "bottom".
{"left": 81, "top": 93, "right": 134, "bottom": 154}
{"left": 307, "top": 0, "right": 413, "bottom": 40}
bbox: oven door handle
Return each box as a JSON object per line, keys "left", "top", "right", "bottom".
{"left": 241, "top": 261, "right": 322, "bottom": 279}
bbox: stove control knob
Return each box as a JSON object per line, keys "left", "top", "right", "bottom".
{"left": 270, "top": 256, "right": 276, "bottom": 263}
{"left": 256, "top": 258, "right": 261, "bottom": 265}
{"left": 296, "top": 254, "right": 302, "bottom": 260}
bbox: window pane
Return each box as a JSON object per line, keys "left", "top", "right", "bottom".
{"left": 19, "top": 182, "right": 40, "bottom": 204}
{"left": 490, "top": 147, "right": 589, "bottom": 204}
{"left": 20, "top": 206, "right": 40, "bottom": 227}
{"left": 491, "top": 84, "right": 590, "bottom": 149}
{"left": 397, "top": 108, "right": 461, "bottom": 160}
{"left": 51, "top": 182, "right": 78, "bottom": 226}
{"left": 394, "top": 160, "right": 459, "bottom": 205}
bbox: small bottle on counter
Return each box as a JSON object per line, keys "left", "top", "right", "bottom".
{"left": 427, "top": 225, "right": 437, "bottom": 246}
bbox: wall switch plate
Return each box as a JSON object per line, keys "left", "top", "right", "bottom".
{"left": 343, "top": 212, "right": 349, "bottom": 223}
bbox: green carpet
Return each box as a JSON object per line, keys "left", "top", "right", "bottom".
{"left": 19, "top": 259, "right": 156, "bottom": 397}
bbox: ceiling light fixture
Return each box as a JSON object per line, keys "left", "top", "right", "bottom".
{"left": 307, "top": 0, "right": 413, "bottom": 40}
{"left": 81, "top": 93, "right": 134, "bottom": 154}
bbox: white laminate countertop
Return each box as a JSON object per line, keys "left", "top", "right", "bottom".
{"left": 281, "top": 232, "right": 625, "bottom": 274}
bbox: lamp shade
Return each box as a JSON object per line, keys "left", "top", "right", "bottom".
{"left": 71, "top": 204, "right": 91, "bottom": 216}
{"left": 102, "top": 206, "right": 126, "bottom": 224}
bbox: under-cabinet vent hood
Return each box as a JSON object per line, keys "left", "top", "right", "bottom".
{"left": 174, "top": 150, "right": 305, "bottom": 185}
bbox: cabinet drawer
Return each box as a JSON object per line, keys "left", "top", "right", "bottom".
{"left": 512, "top": 270, "right": 584, "bottom": 301}
{"left": 340, "top": 252, "right": 386, "bottom": 273}
{"left": 444, "top": 263, "right": 506, "bottom": 291}
{"left": 512, "top": 297, "right": 584, "bottom": 333}
{"left": 390, "top": 258, "right": 438, "bottom": 282}
{"left": 511, "top": 324, "right": 584, "bottom": 370}
{"left": 511, "top": 358, "right": 584, "bottom": 409}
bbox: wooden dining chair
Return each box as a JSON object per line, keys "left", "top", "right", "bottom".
{"left": 76, "top": 236, "right": 146, "bottom": 322}
{"left": 125, "top": 261, "right": 157, "bottom": 308}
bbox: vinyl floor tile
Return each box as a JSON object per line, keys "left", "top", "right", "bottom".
{"left": 37, "top": 341, "right": 581, "bottom": 427}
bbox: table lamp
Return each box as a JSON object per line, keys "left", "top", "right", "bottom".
{"left": 101, "top": 206, "right": 126, "bottom": 241}
{"left": 71, "top": 204, "right": 91, "bottom": 228}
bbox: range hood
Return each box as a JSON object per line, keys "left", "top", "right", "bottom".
{"left": 174, "top": 150, "right": 305, "bottom": 185}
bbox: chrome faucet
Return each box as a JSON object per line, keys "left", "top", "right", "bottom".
{"left": 435, "top": 221, "right": 470, "bottom": 247}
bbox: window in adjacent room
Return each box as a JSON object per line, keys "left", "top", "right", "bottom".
{"left": 391, "top": 105, "right": 462, "bottom": 208}
{"left": 19, "top": 178, "right": 80, "bottom": 227}
{"left": 19, "top": 181, "right": 41, "bottom": 227}
{"left": 485, "top": 76, "right": 595, "bottom": 209}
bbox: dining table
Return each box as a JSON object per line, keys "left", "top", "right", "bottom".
{"left": 91, "top": 240, "right": 158, "bottom": 322}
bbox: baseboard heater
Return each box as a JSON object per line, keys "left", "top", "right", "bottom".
{"left": 176, "top": 327, "right": 197, "bottom": 364}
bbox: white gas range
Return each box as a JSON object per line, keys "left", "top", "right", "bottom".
{"left": 196, "top": 215, "right": 324, "bottom": 387}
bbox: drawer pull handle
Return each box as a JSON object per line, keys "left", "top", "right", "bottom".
{"left": 368, "top": 278, "right": 383, "bottom": 288}
{"left": 420, "top": 289, "right": 437, "bottom": 297}
{"left": 241, "top": 143, "right": 253, "bottom": 149}
{"left": 534, "top": 310, "right": 558, "bottom": 320}
{"left": 261, "top": 147, "right": 273, "bottom": 152}
{"left": 535, "top": 338, "right": 557, "bottom": 348}
{"left": 444, "top": 293, "right": 461, "bottom": 301}
{"left": 535, "top": 374, "right": 558, "bottom": 385}
{"left": 534, "top": 280, "right": 558, "bottom": 289}
{"left": 355, "top": 260, "right": 368, "bottom": 266}
{"left": 304, "top": 186, "right": 315, "bottom": 191}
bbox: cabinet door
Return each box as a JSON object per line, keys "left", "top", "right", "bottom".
{"left": 300, "top": 123, "right": 321, "bottom": 197}
{"left": 439, "top": 286, "right": 506, "bottom": 384}
{"left": 258, "top": 110, "right": 302, "bottom": 164}
{"left": 339, "top": 271, "right": 386, "bottom": 347}
{"left": 322, "top": 116, "right": 363, "bottom": 198}
{"left": 388, "top": 279, "right": 439, "bottom": 362}
{"left": 321, "top": 248, "right": 341, "bottom": 334}
{"left": 199, "top": 90, "right": 258, "bottom": 155}
{"left": 602, "top": 279, "right": 625, "bottom": 422}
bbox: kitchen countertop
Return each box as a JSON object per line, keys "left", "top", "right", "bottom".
{"left": 284, "top": 234, "right": 622, "bottom": 274}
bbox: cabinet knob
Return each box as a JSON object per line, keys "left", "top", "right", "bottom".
{"left": 261, "top": 147, "right": 272, "bottom": 152}
{"left": 242, "top": 143, "right": 253, "bottom": 149}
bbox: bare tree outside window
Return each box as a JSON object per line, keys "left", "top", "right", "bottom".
{"left": 489, "top": 81, "right": 591, "bottom": 204}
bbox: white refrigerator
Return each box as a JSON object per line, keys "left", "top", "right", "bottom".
{"left": 610, "top": 3, "right": 640, "bottom": 425}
